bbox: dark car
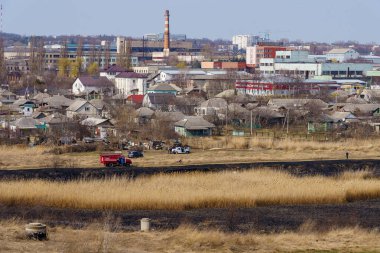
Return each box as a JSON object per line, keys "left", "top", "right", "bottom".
{"left": 152, "top": 141, "right": 164, "bottom": 150}
{"left": 128, "top": 150, "right": 144, "bottom": 158}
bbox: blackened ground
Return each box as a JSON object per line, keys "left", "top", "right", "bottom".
{"left": 1, "top": 199, "right": 379, "bottom": 233}
{"left": 0, "top": 159, "right": 380, "bottom": 181}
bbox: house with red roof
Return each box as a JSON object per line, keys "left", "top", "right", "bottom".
{"left": 127, "top": 94, "right": 145, "bottom": 106}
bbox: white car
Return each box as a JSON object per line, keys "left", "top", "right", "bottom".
{"left": 170, "top": 146, "right": 191, "bottom": 154}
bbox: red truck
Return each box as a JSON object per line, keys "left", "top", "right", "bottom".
{"left": 99, "top": 152, "right": 132, "bottom": 167}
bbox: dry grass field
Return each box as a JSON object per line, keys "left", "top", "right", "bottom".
{"left": 2, "top": 137, "right": 380, "bottom": 169}
{"left": 1, "top": 220, "right": 379, "bottom": 253}
{"left": 0, "top": 170, "right": 379, "bottom": 210}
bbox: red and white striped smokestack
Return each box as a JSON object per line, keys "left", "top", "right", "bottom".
{"left": 164, "top": 10, "right": 170, "bottom": 51}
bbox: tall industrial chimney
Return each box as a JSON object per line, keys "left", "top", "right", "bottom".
{"left": 163, "top": 10, "right": 170, "bottom": 57}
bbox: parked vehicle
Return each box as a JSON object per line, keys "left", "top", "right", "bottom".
{"left": 128, "top": 150, "right": 144, "bottom": 158}
{"left": 170, "top": 145, "right": 191, "bottom": 154}
{"left": 83, "top": 137, "right": 95, "bottom": 143}
{"left": 84, "top": 137, "right": 109, "bottom": 144}
{"left": 152, "top": 140, "right": 164, "bottom": 150}
{"left": 99, "top": 152, "right": 132, "bottom": 167}
{"left": 58, "top": 136, "right": 77, "bottom": 145}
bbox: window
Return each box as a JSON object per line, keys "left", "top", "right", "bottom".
{"left": 85, "top": 107, "right": 90, "bottom": 111}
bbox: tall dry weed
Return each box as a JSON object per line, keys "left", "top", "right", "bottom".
{"left": 0, "top": 170, "right": 379, "bottom": 211}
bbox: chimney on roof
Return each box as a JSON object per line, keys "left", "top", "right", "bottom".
{"left": 163, "top": 10, "right": 170, "bottom": 57}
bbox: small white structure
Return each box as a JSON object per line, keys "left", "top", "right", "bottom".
{"left": 140, "top": 218, "right": 151, "bottom": 232}
{"left": 326, "top": 48, "right": 359, "bottom": 63}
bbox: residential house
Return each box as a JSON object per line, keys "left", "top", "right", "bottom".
{"left": 228, "top": 103, "right": 250, "bottom": 126}
{"left": 251, "top": 107, "right": 285, "bottom": 127}
{"left": 21, "top": 101, "right": 37, "bottom": 116}
{"left": 115, "top": 72, "right": 148, "bottom": 96}
{"left": 135, "top": 107, "right": 155, "bottom": 124}
{"left": 100, "top": 65, "right": 128, "bottom": 82}
{"left": 360, "top": 89, "right": 380, "bottom": 103}
{"left": 0, "top": 90, "right": 17, "bottom": 105}
{"left": 329, "top": 111, "right": 358, "bottom": 123}
{"left": 341, "top": 104, "right": 380, "bottom": 116}
{"left": 66, "top": 100, "right": 101, "bottom": 119}
{"left": 174, "top": 116, "right": 215, "bottom": 137}
{"left": 268, "top": 99, "right": 328, "bottom": 111}
{"left": 32, "top": 111, "right": 47, "bottom": 120}
{"left": 32, "top": 92, "right": 51, "bottom": 106}
{"left": 147, "top": 83, "right": 181, "bottom": 95}
{"left": 72, "top": 76, "right": 114, "bottom": 97}
{"left": 142, "top": 93, "right": 176, "bottom": 111}
{"left": 153, "top": 111, "right": 186, "bottom": 125}
{"left": 81, "top": 117, "right": 114, "bottom": 139}
{"left": 42, "top": 95, "right": 75, "bottom": 114}
{"left": 195, "top": 98, "right": 227, "bottom": 116}
{"left": 41, "top": 112, "right": 76, "bottom": 139}
{"left": 11, "top": 116, "right": 45, "bottom": 138}
{"left": 89, "top": 99, "right": 108, "bottom": 118}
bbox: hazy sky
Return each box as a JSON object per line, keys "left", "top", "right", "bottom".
{"left": 2, "top": 0, "right": 380, "bottom": 43}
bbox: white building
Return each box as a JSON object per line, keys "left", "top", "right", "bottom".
{"left": 246, "top": 46, "right": 257, "bottom": 66}
{"left": 259, "top": 61, "right": 373, "bottom": 79}
{"left": 259, "top": 60, "right": 322, "bottom": 77}
{"left": 275, "top": 50, "right": 310, "bottom": 62}
{"left": 114, "top": 72, "right": 148, "bottom": 96}
{"left": 100, "top": 65, "right": 128, "bottom": 82}
{"left": 232, "top": 35, "right": 255, "bottom": 50}
{"left": 259, "top": 59, "right": 276, "bottom": 75}
{"left": 326, "top": 48, "right": 359, "bottom": 63}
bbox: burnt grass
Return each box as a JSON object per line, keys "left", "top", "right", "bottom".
{"left": 0, "top": 159, "right": 380, "bottom": 181}
{"left": 1, "top": 199, "right": 380, "bottom": 233}
{"left": 0, "top": 159, "right": 380, "bottom": 233}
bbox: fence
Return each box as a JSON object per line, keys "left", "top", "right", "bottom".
{"left": 186, "top": 131, "right": 342, "bottom": 150}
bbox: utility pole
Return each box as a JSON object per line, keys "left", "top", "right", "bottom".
{"left": 286, "top": 109, "right": 289, "bottom": 134}
{"left": 250, "top": 110, "right": 253, "bottom": 136}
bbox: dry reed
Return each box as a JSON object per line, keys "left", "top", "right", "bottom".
{"left": 0, "top": 169, "right": 379, "bottom": 211}
{"left": 187, "top": 136, "right": 380, "bottom": 152}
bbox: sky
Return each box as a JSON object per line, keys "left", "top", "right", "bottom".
{"left": 2, "top": 0, "right": 380, "bottom": 43}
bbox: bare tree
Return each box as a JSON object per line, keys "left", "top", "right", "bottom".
{"left": 103, "top": 41, "right": 111, "bottom": 70}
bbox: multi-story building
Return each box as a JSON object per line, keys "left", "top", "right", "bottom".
{"left": 260, "top": 61, "right": 373, "bottom": 79}
{"left": 5, "top": 36, "right": 200, "bottom": 73}
{"left": 232, "top": 35, "right": 255, "bottom": 50}
{"left": 246, "top": 44, "right": 287, "bottom": 67}
{"left": 235, "top": 78, "right": 339, "bottom": 96}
